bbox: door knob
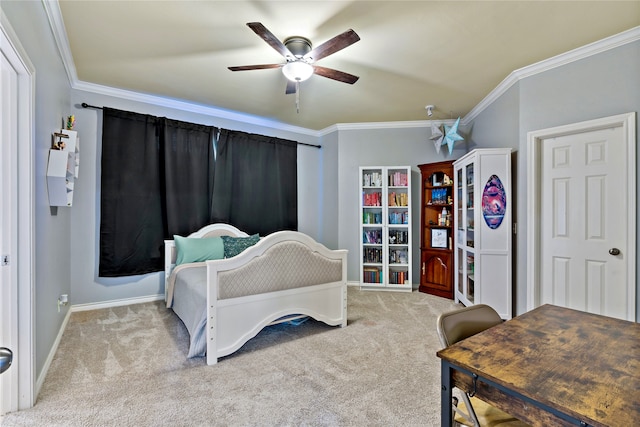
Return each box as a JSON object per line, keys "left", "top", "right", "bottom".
{"left": 0, "top": 347, "right": 12, "bottom": 374}
{"left": 609, "top": 248, "right": 621, "bottom": 256}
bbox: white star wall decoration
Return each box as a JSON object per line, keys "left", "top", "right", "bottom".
{"left": 430, "top": 121, "right": 444, "bottom": 154}
{"left": 443, "top": 117, "right": 464, "bottom": 155}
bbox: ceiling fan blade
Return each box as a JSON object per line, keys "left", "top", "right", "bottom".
{"left": 228, "top": 64, "right": 283, "bottom": 71}
{"left": 313, "top": 65, "right": 359, "bottom": 84}
{"left": 303, "top": 29, "right": 360, "bottom": 62}
{"left": 246, "top": 22, "right": 294, "bottom": 59}
{"left": 285, "top": 80, "right": 297, "bottom": 95}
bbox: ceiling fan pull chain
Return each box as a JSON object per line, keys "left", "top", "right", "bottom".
{"left": 296, "top": 81, "right": 300, "bottom": 114}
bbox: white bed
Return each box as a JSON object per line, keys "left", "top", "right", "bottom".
{"left": 164, "top": 223, "right": 348, "bottom": 365}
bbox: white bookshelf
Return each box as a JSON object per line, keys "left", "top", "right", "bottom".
{"left": 359, "top": 166, "right": 412, "bottom": 292}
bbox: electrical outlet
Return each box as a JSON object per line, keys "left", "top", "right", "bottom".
{"left": 57, "top": 294, "right": 69, "bottom": 313}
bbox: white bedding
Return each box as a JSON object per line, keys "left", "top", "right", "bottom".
{"left": 170, "top": 266, "right": 208, "bottom": 357}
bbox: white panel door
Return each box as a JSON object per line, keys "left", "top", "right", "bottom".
{"left": 1, "top": 16, "right": 36, "bottom": 411}
{"left": 0, "top": 41, "right": 18, "bottom": 415}
{"left": 540, "top": 126, "right": 629, "bottom": 319}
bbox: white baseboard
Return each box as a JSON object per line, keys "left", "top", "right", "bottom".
{"left": 70, "top": 294, "right": 165, "bottom": 312}
{"left": 34, "top": 293, "right": 165, "bottom": 398}
{"left": 35, "top": 307, "right": 72, "bottom": 398}
{"left": 347, "top": 281, "right": 418, "bottom": 291}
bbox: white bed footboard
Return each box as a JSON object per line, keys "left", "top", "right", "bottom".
{"left": 205, "top": 230, "right": 348, "bottom": 365}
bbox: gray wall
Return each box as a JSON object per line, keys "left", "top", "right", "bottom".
{"left": 2, "top": 1, "right": 73, "bottom": 377}
{"left": 319, "top": 130, "right": 340, "bottom": 249}
{"left": 68, "top": 89, "right": 324, "bottom": 306}
{"left": 467, "top": 40, "right": 640, "bottom": 319}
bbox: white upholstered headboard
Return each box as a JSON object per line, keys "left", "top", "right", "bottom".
{"left": 164, "top": 223, "right": 249, "bottom": 300}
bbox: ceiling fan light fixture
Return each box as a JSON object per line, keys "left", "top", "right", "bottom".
{"left": 282, "top": 61, "right": 314, "bottom": 82}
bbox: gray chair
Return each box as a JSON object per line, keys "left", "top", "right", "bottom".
{"left": 437, "top": 304, "right": 528, "bottom": 427}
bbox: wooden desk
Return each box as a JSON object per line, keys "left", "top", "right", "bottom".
{"left": 437, "top": 304, "right": 640, "bottom": 427}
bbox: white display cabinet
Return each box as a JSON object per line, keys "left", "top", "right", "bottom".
{"left": 359, "top": 166, "right": 412, "bottom": 292}
{"left": 453, "top": 149, "right": 512, "bottom": 319}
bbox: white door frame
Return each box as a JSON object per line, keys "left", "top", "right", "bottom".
{"left": 527, "top": 113, "right": 636, "bottom": 319}
{"left": 0, "top": 12, "right": 35, "bottom": 411}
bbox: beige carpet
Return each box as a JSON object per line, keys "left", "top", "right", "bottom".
{"left": 2, "top": 287, "right": 462, "bottom": 426}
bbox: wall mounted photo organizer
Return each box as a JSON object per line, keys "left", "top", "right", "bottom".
{"left": 46, "top": 129, "right": 79, "bottom": 207}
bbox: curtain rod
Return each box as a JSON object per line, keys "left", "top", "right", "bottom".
{"left": 81, "top": 102, "right": 321, "bottom": 149}
{"left": 297, "top": 141, "right": 321, "bottom": 149}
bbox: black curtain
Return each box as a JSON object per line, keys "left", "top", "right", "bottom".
{"left": 211, "top": 129, "right": 298, "bottom": 236}
{"left": 162, "top": 118, "right": 216, "bottom": 236}
{"left": 99, "top": 108, "right": 215, "bottom": 277}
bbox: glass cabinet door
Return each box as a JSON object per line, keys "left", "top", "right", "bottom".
{"left": 465, "top": 163, "right": 475, "bottom": 302}
{"left": 466, "top": 251, "right": 475, "bottom": 303}
{"left": 387, "top": 168, "right": 410, "bottom": 286}
{"left": 362, "top": 168, "right": 384, "bottom": 285}
{"left": 456, "top": 168, "right": 464, "bottom": 246}
{"left": 455, "top": 168, "right": 465, "bottom": 298}
{"left": 465, "top": 163, "right": 474, "bottom": 249}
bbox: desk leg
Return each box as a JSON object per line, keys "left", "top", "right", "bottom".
{"left": 441, "top": 360, "right": 453, "bottom": 427}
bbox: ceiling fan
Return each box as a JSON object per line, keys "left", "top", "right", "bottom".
{"left": 228, "top": 22, "right": 360, "bottom": 95}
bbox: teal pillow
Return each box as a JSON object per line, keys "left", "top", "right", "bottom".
{"left": 174, "top": 235, "right": 224, "bottom": 265}
{"left": 221, "top": 234, "right": 260, "bottom": 258}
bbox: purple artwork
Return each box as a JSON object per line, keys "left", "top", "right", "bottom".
{"left": 482, "top": 175, "right": 506, "bottom": 229}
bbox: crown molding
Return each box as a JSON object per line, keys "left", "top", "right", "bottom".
{"left": 43, "top": 0, "right": 638, "bottom": 136}
{"left": 334, "top": 120, "right": 429, "bottom": 131}
{"left": 72, "top": 80, "right": 320, "bottom": 137}
{"left": 319, "top": 119, "right": 458, "bottom": 136}
{"left": 42, "top": 0, "right": 77, "bottom": 87}
{"left": 463, "top": 25, "right": 640, "bottom": 124}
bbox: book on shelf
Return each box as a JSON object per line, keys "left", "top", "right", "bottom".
{"left": 363, "top": 229, "right": 382, "bottom": 244}
{"left": 388, "top": 192, "right": 408, "bottom": 207}
{"left": 389, "top": 249, "right": 408, "bottom": 264}
{"left": 363, "top": 267, "right": 382, "bottom": 284}
{"left": 430, "top": 188, "right": 450, "bottom": 205}
{"left": 389, "top": 270, "right": 408, "bottom": 285}
{"left": 388, "top": 211, "right": 409, "bottom": 225}
{"left": 363, "top": 212, "right": 382, "bottom": 224}
{"left": 363, "top": 191, "right": 382, "bottom": 206}
{"left": 363, "top": 172, "right": 383, "bottom": 187}
{"left": 389, "top": 171, "right": 408, "bottom": 187}
{"left": 363, "top": 247, "right": 383, "bottom": 263}
{"left": 388, "top": 229, "right": 408, "bottom": 244}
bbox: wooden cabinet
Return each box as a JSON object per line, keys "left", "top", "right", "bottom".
{"left": 359, "top": 166, "right": 412, "bottom": 291}
{"left": 453, "top": 148, "right": 512, "bottom": 319}
{"left": 418, "top": 161, "right": 455, "bottom": 299}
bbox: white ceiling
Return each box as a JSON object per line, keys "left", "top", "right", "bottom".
{"left": 56, "top": 1, "right": 640, "bottom": 130}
